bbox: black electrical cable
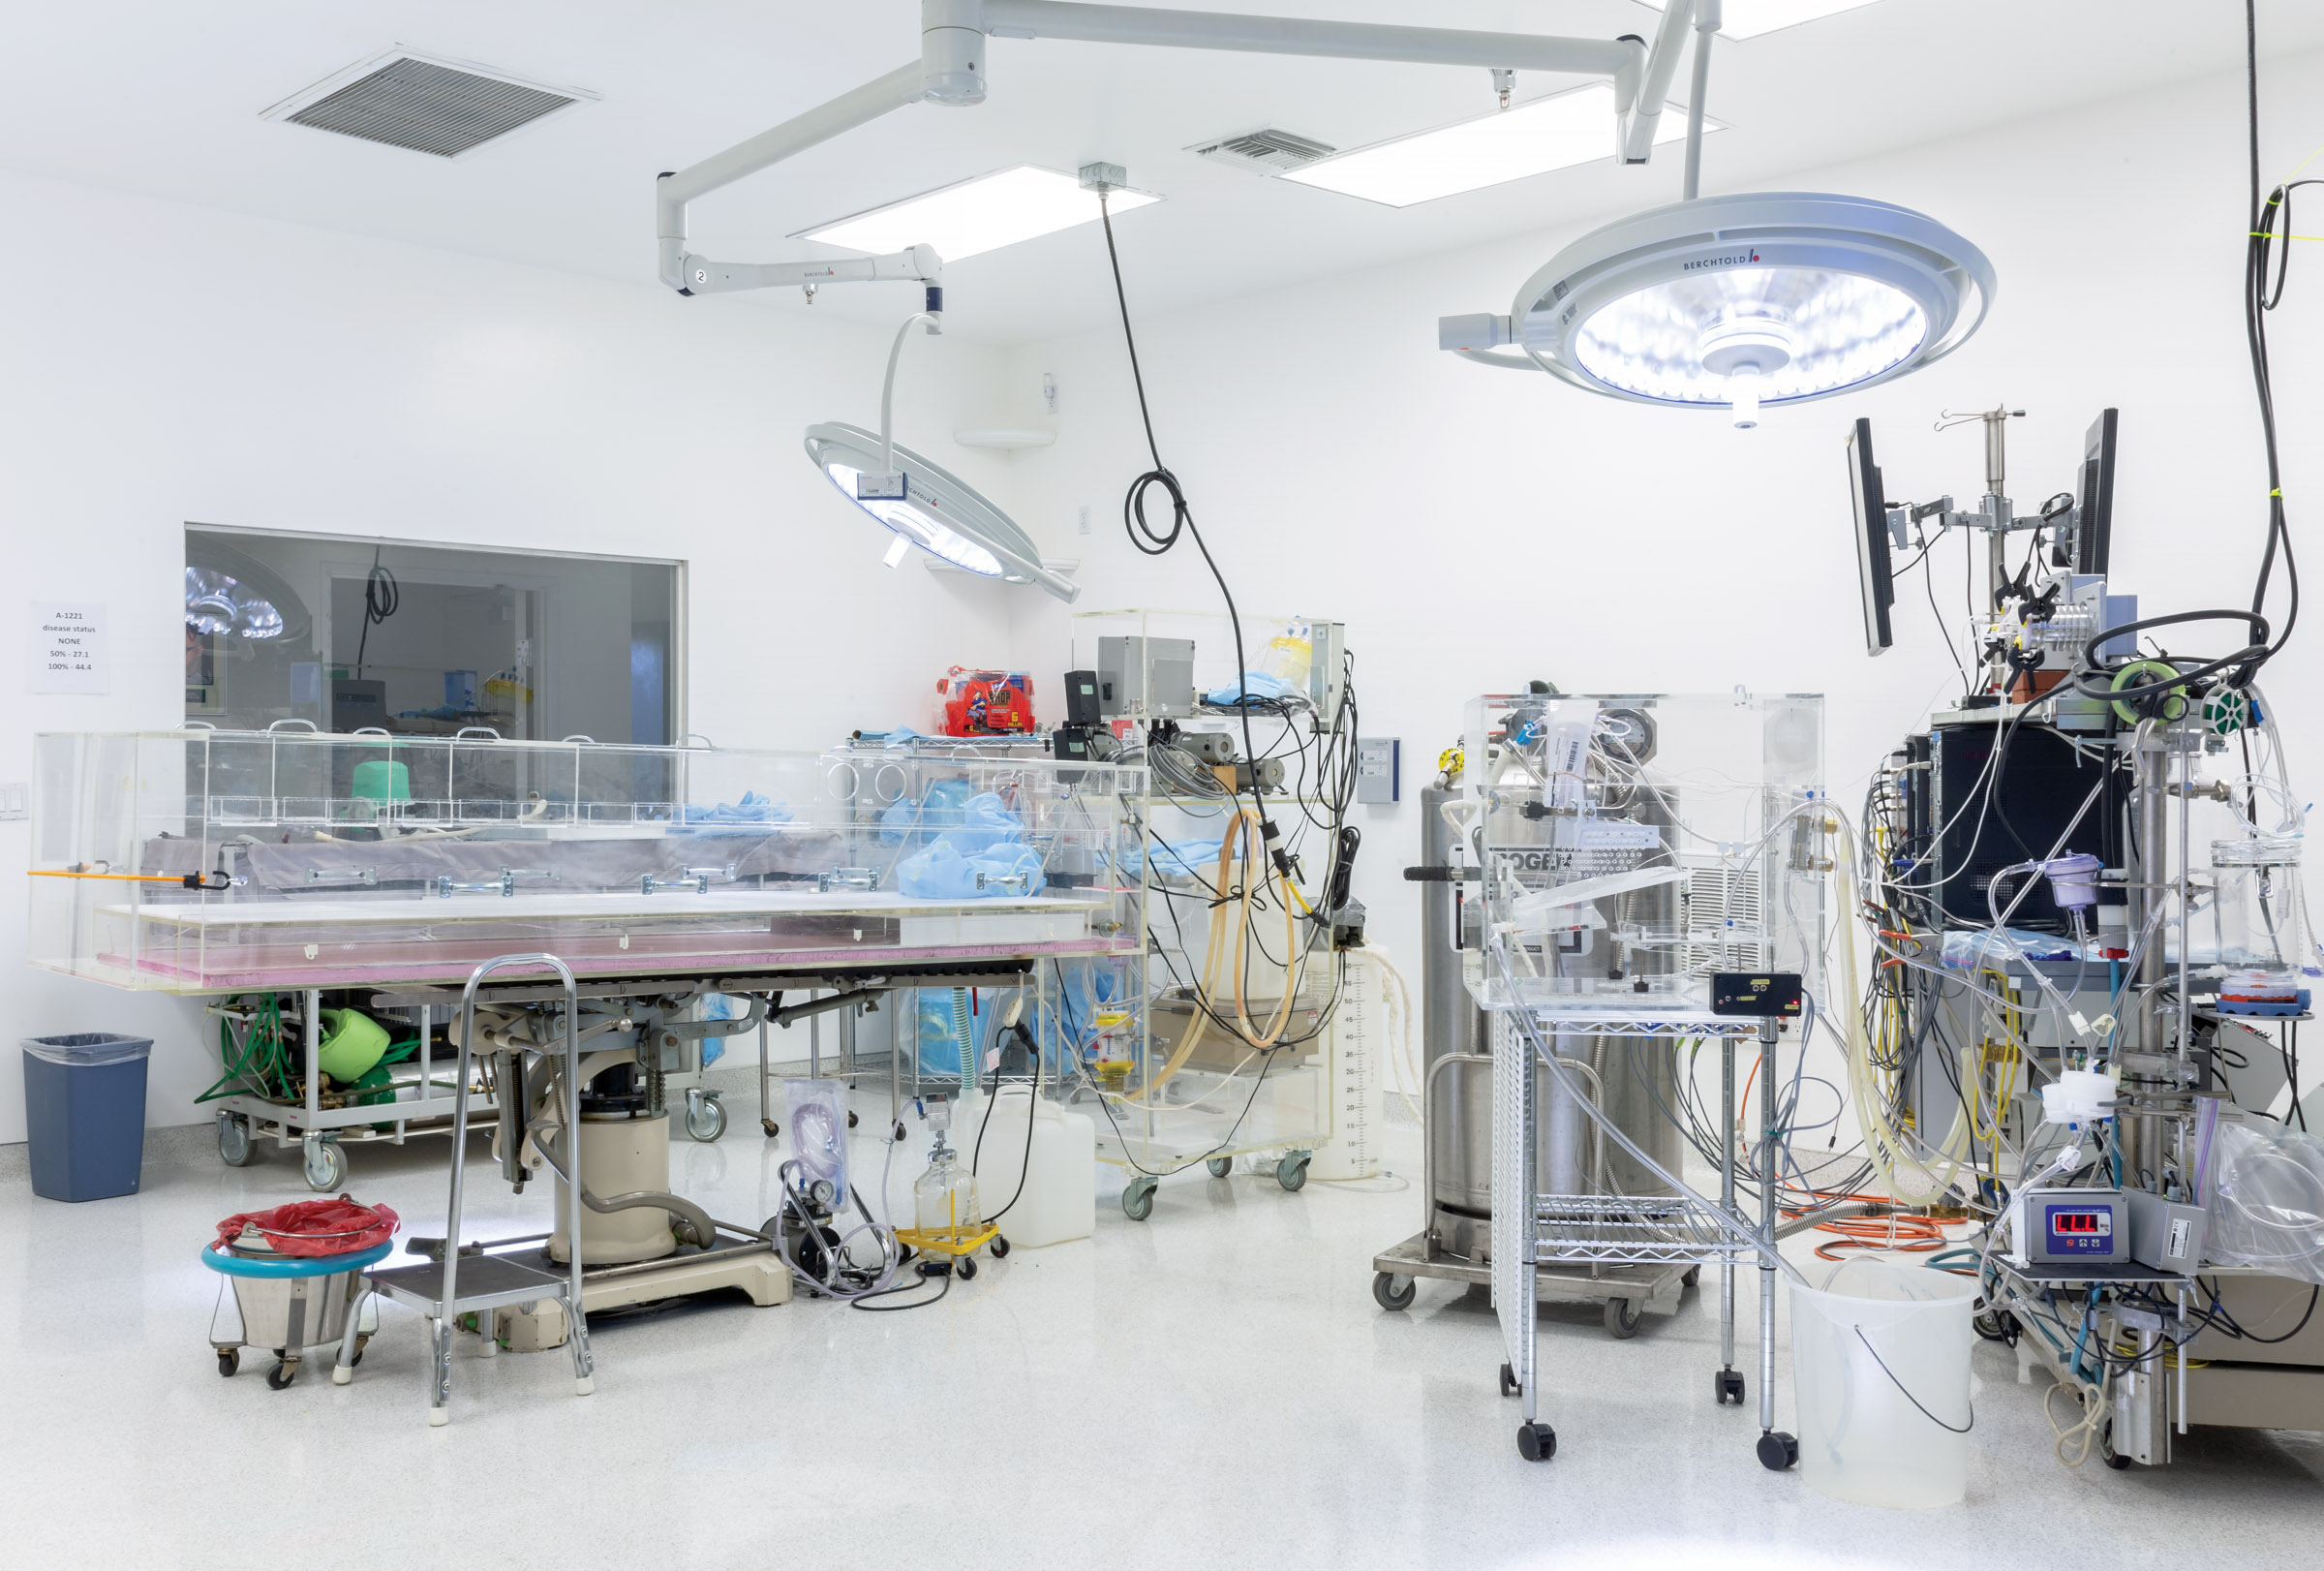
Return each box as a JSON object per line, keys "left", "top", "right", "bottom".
{"left": 970, "top": 1019, "right": 1043, "bottom": 1223}
{"left": 2244, "top": 0, "right": 2306, "bottom": 668}
{"left": 850, "top": 1269, "right": 953, "bottom": 1311}
{"left": 1098, "top": 195, "right": 1281, "bottom": 872}
{"left": 353, "top": 543, "right": 399, "bottom": 679}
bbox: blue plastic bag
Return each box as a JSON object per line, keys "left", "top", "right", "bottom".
{"left": 878, "top": 779, "right": 974, "bottom": 846}
{"left": 1205, "top": 670, "right": 1296, "bottom": 707}
{"left": 897, "top": 838, "right": 1047, "bottom": 899}
{"left": 688, "top": 789, "right": 791, "bottom": 826}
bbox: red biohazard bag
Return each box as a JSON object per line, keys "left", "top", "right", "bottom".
{"left": 214, "top": 1195, "right": 400, "bottom": 1258}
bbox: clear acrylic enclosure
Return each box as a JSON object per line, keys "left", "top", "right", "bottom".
{"left": 31, "top": 728, "right": 1141, "bottom": 993}
{"left": 1461, "top": 691, "right": 1827, "bottom": 1013}
{"left": 1061, "top": 608, "right": 1358, "bottom": 1171}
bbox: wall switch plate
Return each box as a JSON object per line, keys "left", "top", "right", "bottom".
{"left": 1357, "top": 737, "right": 1399, "bottom": 804}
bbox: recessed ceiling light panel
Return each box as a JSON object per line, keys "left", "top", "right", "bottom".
{"left": 1636, "top": 0, "right": 1884, "bottom": 41}
{"left": 801, "top": 166, "right": 1159, "bottom": 262}
{"left": 1281, "top": 83, "right": 1701, "bottom": 208}
{"left": 1509, "top": 191, "right": 1993, "bottom": 413}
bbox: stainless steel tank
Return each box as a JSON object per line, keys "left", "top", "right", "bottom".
{"left": 1420, "top": 765, "right": 1685, "bottom": 1264}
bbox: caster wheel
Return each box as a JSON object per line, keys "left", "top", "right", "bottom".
{"left": 302, "top": 1139, "right": 347, "bottom": 1193}
{"left": 1499, "top": 1362, "right": 1520, "bottom": 1399}
{"left": 1517, "top": 1422, "right": 1557, "bottom": 1462}
{"left": 957, "top": 1255, "right": 978, "bottom": 1280}
{"left": 761, "top": 1119, "right": 780, "bottom": 1139}
{"left": 217, "top": 1114, "right": 253, "bottom": 1168}
{"left": 1604, "top": 1298, "right": 1643, "bottom": 1340}
{"left": 991, "top": 1236, "right": 1011, "bottom": 1259}
{"left": 266, "top": 1361, "right": 298, "bottom": 1391}
{"left": 1715, "top": 1369, "right": 1746, "bottom": 1405}
{"left": 1373, "top": 1271, "right": 1417, "bottom": 1312}
{"left": 685, "top": 1095, "right": 727, "bottom": 1142}
{"left": 1121, "top": 1180, "right": 1156, "bottom": 1222}
{"left": 1683, "top": 1266, "right": 1701, "bottom": 1287}
{"left": 1207, "top": 1155, "right": 1234, "bottom": 1178}
{"left": 1757, "top": 1432, "right": 1799, "bottom": 1471}
{"left": 1275, "top": 1154, "right": 1309, "bottom": 1192}
{"left": 847, "top": 1111, "right": 859, "bottom": 1128}
{"left": 351, "top": 1335, "right": 370, "bottom": 1369}
{"left": 216, "top": 1348, "right": 239, "bottom": 1378}
{"left": 2101, "top": 1422, "right": 2134, "bottom": 1470}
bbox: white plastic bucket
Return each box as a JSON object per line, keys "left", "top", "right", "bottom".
{"left": 1789, "top": 1258, "right": 1977, "bottom": 1508}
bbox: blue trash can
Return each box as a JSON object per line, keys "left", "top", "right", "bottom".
{"left": 22, "top": 1033, "right": 153, "bottom": 1202}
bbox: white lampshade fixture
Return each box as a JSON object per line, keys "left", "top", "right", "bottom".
{"left": 804, "top": 421, "right": 1079, "bottom": 601}
{"left": 1470, "top": 192, "right": 1994, "bottom": 426}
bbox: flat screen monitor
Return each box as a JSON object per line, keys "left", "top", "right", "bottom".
{"left": 2074, "top": 408, "right": 2119, "bottom": 575}
{"left": 1849, "top": 417, "right": 1893, "bottom": 656}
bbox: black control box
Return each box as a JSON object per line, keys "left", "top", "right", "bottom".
{"left": 1063, "top": 668, "right": 1102, "bottom": 726}
{"left": 1710, "top": 972, "right": 1804, "bottom": 1018}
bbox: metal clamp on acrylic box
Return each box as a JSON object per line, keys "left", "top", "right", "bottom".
{"left": 436, "top": 869, "right": 561, "bottom": 900}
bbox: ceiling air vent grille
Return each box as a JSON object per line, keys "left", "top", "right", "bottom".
{"left": 1190, "top": 128, "right": 1336, "bottom": 173}
{"left": 264, "top": 49, "right": 594, "bottom": 159}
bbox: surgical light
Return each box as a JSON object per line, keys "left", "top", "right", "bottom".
{"left": 801, "top": 165, "right": 1158, "bottom": 262}
{"left": 805, "top": 422, "right": 1078, "bottom": 601}
{"left": 1281, "top": 83, "right": 1700, "bottom": 208}
{"left": 1445, "top": 192, "right": 1993, "bottom": 422}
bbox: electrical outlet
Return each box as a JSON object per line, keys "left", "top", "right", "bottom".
{"left": 1078, "top": 505, "right": 1091, "bottom": 536}
{"left": 0, "top": 783, "right": 25, "bottom": 821}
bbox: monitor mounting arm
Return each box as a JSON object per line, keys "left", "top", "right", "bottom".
{"left": 657, "top": 0, "right": 1684, "bottom": 300}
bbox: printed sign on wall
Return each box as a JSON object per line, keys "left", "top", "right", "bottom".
{"left": 30, "top": 602, "right": 107, "bottom": 693}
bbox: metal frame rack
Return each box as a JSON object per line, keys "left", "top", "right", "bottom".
{"left": 206, "top": 991, "right": 489, "bottom": 1190}
{"left": 1067, "top": 608, "right": 1355, "bottom": 1220}
{"left": 1487, "top": 1005, "right": 1785, "bottom": 1462}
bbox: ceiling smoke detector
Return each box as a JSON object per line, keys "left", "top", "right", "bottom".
{"left": 261, "top": 46, "right": 596, "bottom": 159}
{"left": 1189, "top": 128, "right": 1336, "bottom": 174}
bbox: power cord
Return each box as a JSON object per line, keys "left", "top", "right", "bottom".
{"left": 1097, "top": 195, "right": 1293, "bottom": 885}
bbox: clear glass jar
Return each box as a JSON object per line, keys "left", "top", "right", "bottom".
{"left": 913, "top": 1143, "right": 981, "bottom": 1238}
{"left": 2210, "top": 836, "right": 2315, "bottom": 1007}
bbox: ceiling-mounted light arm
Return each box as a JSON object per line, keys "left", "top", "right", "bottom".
{"left": 1437, "top": 313, "right": 1534, "bottom": 371}
{"left": 657, "top": 61, "right": 931, "bottom": 295}
{"left": 873, "top": 310, "right": 944, "bottom": 490}
{"left": 676, "top": 245, "right": 946, "bottom": 298}
{"left": 1680, "top": 0, "right": 1720, "bottom": 200}
{"left": 979, "top": 0, "right": 1644, "bottom": 93}
{"left": 1619, "top": 0, "right": 1697, "bottom": 165}
{"left": 657, "top": 0, "right": 1681, "bottom": 296}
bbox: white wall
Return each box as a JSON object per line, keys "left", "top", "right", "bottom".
{"left": 995, "top": 48, "right": 2324, "bottom": 992}
{"left": 0, "top": 168, "right": 1025, "bottom": 1142}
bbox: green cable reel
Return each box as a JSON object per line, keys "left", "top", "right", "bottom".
{"left": 2109, "top": 660, "right": 2188, "bottom": 726}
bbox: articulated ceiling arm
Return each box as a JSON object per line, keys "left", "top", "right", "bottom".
{"left": 657, "top": 0, "right": 1686, "bottom": 299}
{"left": 657, "top": 62, "right": 930, "bottom": 295}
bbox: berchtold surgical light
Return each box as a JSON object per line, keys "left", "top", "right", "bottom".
{"left": 1439, "top": 2, "right": 1993, "bottom": 425}
{"left": 1440, "top": 191, "right": 1993, "bottom": 427}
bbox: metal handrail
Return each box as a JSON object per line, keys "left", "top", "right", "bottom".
{"left": 442, "top": 953, "right": 590, "bottom": 1414}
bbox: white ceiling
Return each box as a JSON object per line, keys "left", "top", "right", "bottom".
{"left": 1, "top": 1, "right": 2317, "bottom": 344}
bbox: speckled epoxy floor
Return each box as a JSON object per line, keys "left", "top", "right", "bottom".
{"left": 1, "top": 1082, "right": 2317, "bottom": 1571}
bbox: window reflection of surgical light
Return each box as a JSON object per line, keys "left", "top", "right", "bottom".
{"left": 1444, "top": 192, "right": 1992, "bottom": 423}
{"left": 183, "top": 566, "right": 287, "bottom": 640}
